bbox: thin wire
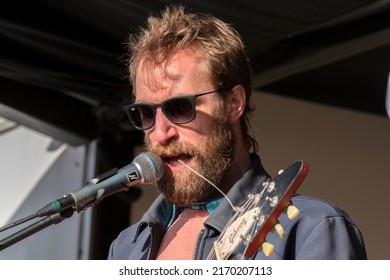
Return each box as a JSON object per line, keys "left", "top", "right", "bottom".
{"left": 178, "top": 159, "right": 236, "bottom": 211}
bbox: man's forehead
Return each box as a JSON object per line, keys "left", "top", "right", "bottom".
{"left": 135, "top": 49, "right": 208, "bottom": 93}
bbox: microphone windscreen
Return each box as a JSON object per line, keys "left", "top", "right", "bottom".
{"left": 133, "top": 152, "right": 164, "bottom": 183}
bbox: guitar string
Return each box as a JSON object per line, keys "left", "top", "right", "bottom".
{"left": 178, "top": 159, "right": 236, "bottom": 211}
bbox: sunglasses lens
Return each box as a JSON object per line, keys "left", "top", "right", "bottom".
{"left": 164, "top": 98, "right": 195, "bottom": 123}
{"left": 125, "top": 96, "right": 197, "bottom": 130}
{"left": 128, "top": 105, "right": 154, "bottom": 129}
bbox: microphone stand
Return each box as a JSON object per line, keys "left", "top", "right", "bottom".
{"left": 0, "top": 208, "right": 74, "bottom": 252}
{"left": 0, "top": 168, "right": 119, "bottom": 252}
{"left": 0, "top": 152, "right": 162, "bottom": 252}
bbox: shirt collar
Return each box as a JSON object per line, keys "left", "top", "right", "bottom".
{"left": 188, "top": 197, "right": 223, "bottom": 214}
{"left": 167, "top": 197, "right": 223, "bottom": 227}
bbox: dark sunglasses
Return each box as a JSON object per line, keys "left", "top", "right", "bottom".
{"left": 123, "top": 88, "right": 227, "bottom": 130}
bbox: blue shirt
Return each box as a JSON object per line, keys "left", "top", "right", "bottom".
{"left": 167, "top": 197, "right": 223, "bottom": 227}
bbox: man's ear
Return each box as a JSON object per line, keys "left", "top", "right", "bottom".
{"left": 228, "top": 85, "right": 246, "bottom": 122}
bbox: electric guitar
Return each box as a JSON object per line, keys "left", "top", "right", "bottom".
{"left": 207, "top": 160, "right": 309, "bottom": 260}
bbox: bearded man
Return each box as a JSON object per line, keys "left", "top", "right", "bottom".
{"left": 108, "top": 5, "right": 366, "bottom": 260}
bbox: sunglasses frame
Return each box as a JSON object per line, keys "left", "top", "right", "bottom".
{"left": 123, "top": 88, "right": 227, "bottom": 130}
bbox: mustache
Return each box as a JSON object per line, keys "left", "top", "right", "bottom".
{"left": 145, "top": 137, "right": 198, "bottom": 158}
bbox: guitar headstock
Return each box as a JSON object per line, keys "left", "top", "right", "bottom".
{"left": 208, "top": 160, "right": 309, "bottom": 260}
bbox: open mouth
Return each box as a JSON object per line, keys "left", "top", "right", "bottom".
{"left": 161, "top": 154, "right": 192, "bottom": 168}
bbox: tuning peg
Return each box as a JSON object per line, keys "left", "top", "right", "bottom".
{"left": 277, "top": 169, "right": 284, "bottom": 175}
{"left": 274, "top": 223, "right": 285, "bottom": 238}
{"left": 266, "top": 181, "right": 275, "bottom": 192}
{"left": 286, "top": 204, "right": 300, "bottom": 220}
{"left": 261, "top": 241, "right": 274, "bottom": 257}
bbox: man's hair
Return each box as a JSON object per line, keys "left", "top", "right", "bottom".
{"left": 127, "top": 5, "right": 258, "bottom": 153}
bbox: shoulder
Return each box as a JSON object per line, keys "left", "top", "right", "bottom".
{"left": 107, "top": 194, "right": 173, "bottom": 260}
{"left": 107, "top": 222, "right": 142, "bottom": 260}
{"left": 291, "top": 194, "right": 353, "bottom": 221}
{"left": 287, "top": 194, "right": 361, "bottom": 236}
{"left": 268, "top": 194, "right": 367, "bottom": 259}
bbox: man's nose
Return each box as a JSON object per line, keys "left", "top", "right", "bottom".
{"left": 148, "top": 108, "right": 178, "bottom": 145}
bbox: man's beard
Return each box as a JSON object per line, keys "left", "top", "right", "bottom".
{"left": 145, "top": 117, "right": 236, "bottom": 207}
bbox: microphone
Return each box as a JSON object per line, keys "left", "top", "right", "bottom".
{"left": 37, "top": 152, "right": 164, "bottom": 216}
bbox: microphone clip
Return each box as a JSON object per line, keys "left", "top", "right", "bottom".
{"left": 76, "top": 168, "right": 119, "bottom": 212}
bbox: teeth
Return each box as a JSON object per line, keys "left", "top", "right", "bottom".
{"left": 164, "top": 154, "right": 190, "bottom": 165}
{"left": 170, "top": 160, "right": 180, "bottom": 166}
